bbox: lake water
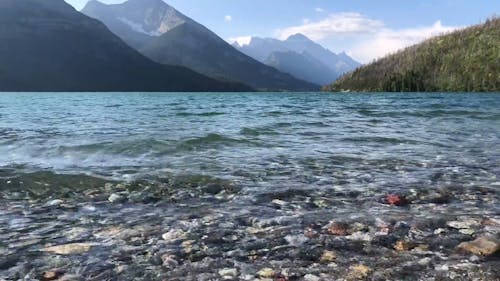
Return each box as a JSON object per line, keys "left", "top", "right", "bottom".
{"left": 1, "top": 92, "right": 499, "bottom": 188}
{"left": 0, "top": 92, "right": 499, "bottom": 280}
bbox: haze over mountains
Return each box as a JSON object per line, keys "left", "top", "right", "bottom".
{"left": 82, "top": 0, "right": 319, "bottom": 91}
{"left": 0, "top": 0, "right": 250, "bottom": 92}
{"left": 234, "top": 34, "right": 361, "bottom": 85}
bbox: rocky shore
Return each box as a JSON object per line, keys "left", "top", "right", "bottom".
{"left": 0, "top": 171, "right": 499, "bottom": 281}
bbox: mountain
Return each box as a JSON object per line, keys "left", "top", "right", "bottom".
{"left": 0, "top": 0, "right": 250, "bottom": 92}
{"left": 82, "top": 0, "right": 319, "bottom": 91}
{"left": 283, "top": 34, "right": 361, "bottom": 75}
{"left": 265, "top": 51, "right": 338, "bottom": 86}
{"left": 325, "top": 18, "right": 499, "bottom": 92}
{"left": 234, "top": 34, "right": 361, "bottom": 85}
{"left": 234, "top": 37, "right": 289, "bottom": 62}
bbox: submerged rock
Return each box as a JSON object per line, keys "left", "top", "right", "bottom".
{"left": 326, "top": 221, "right": 350, "bottom": 236}
{"left": 394, "top": 240, "right": 416, "bottom": 251}
{"left": 108, "top": 193, "right": 126, "bottom": 203}
{"left": 385, "top": 194, "right": 409, "bottom": 206}
{"left": 41, "top": 269, "right": 65, "bottom": 281}
{"left": 347, "top": 264, "right": 372, "bottom": 280}
{"left": 257, "top": 268, "right": 276, "bottom": 278}
{"left": 447, "top": 218, "right": 480, "bottom": 235}
{"left": 44, "top": 199, "right": 64, "bottom": 207}
{"left": 303, "top": 274, "right": 320, "bottom": 281}
{"left": 218, "top": 268, "right": 238, "bottom": 279}
{"left": 319, "top": 250, "right": 337, "bottom": 263}
{"left": 162, "top": 229, "right": 186, "bottom": 242}
{"left": 457, "top": 236, "right": 500, "bottom": 256}
{"left": 0, "top": 254, "right": 19, "bottom": 270}
{"left": 41, "top": 243, "right": 95, "bottom": 255}
{"left": 304, "top": 225, "right": 320, "bottom": 238}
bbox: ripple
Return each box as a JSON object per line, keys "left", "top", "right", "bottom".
{"left": 240, "top": 127, "right": 278, "bottom": 136}
{"left": 179, "top": 133, "right": 256, "bottom": 150}
{"left": 341, "top": 136, "right": 420, "bottom": 145}
{"left": 176, "top": 112, "right": 226, "bottom": 117}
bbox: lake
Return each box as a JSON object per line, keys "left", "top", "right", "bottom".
{"left": 0, "top": 92, "right": 499, "bottom": 280}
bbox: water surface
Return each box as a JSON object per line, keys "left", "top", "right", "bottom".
{"left": 1, "top": 92, "right": 499, "bottom": 280}
{"left": 1, "top": 92, "right": 498, "bottom": 194}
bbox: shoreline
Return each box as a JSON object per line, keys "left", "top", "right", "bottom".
{"left": 1, "top": 171, "right": 498, "bottom": 280}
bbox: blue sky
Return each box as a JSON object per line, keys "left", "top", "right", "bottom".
{"left": 66, "top": 0, "right": 499, "bottom": 63}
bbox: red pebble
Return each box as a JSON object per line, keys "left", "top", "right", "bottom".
{"left": 386, "top": 194, "right": 409, "bottom": 206}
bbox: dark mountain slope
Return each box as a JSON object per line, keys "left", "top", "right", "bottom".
{"left": 0, "top": 0, "right": 249, "bottom": 92}
{"left": 139, "top": 22, "right": 319, "bottom": 91}
{"left": 325, "top": 18, "right": 499, "bottom": 92}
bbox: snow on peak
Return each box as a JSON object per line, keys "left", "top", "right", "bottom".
{"left": 117, "top": 17, "right": 162, "bottom": 36}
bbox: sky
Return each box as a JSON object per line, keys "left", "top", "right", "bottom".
{"left": 66, "top": 0, "right": 499, "bottom": 63}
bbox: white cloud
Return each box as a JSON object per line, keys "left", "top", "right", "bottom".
{"left": 227, "top": 36, "right": 252, "bottom": 46}
{"left": 351, "top": 21, "right": 460, "bottom": 63}
{"left": 276, "top": 13, "right": 460, "bottom": 63}
{"left": 277, "top": 12, "right": 385, "bottom": 40}
{"left": 224, "top": 15, "right": 233, "bottom": 22}
{"left": 315, "top": 8, "right": 325, "bottom": 13}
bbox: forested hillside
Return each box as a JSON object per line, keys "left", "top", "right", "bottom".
{"left": 325, "top": 17, "right": 499, "bottom": 92}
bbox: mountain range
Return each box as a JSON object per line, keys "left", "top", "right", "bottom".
{"left": 234, "top": 34, "right": 361, "bottom": 85}
{"left": 82, "top": 0, "right": 319, "bottom": 91}
{"left": 0, "top": 0, "right": 250, "bottom": 92}
{"left": 325, "top": 17, "right": 499, "bottom": 92}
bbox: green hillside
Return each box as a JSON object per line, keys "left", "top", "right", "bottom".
{"left": 325, "top": 17, "right": 499, "bottom": 92}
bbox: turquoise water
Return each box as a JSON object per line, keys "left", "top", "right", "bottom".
{"left": 0, "top": 92, "right": 499, "bottom": 192}
{"left": 1, "top": 92, "right": 499, "bottom": 280}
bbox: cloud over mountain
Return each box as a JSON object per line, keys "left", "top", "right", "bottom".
{"left": 276, "top": 13, "right": 460, "bottom": 63}
{"left": 277, "top": 12, "right": 384, "bottom": 40}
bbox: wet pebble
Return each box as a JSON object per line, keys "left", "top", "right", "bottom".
{"left": 41, "top": 243, "right": 95, "bottom": 255}
{"left": 218, "top": 268, "right": 239, "bottom": 279}
{"left": 108, "top": 193, "right": 126, "bottom": 204}
{"left": 457, "top": 236, "right": 500, "bottom": 256}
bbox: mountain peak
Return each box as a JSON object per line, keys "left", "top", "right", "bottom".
{"left": 84, "top": 0, "right": 106, "bottom": 9}
{"left": 286, "top": 33, "right": 312, "bottom": 42}
{"left": 83, "top": 0, "right": 188, "bottom": 37}
{"left": 126, "top": 0, "right": 168, "bottom": 7}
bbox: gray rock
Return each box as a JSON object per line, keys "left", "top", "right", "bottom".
{"left": 303, "top": 274, "right": 320, "bottom": 281}
{"left": 44, "top": 199, "right": 64, "bottom": 207}
{"left": 108, "top": 193, "right": 126, "bottom": 203}
{"left": 0, "top": 254, "right": 19, "bottom": 270}
{"left": 218, "top": 268, "right": 238, "bottom": 279}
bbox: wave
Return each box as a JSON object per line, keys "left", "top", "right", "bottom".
{"left": 357, "top": 108, "right": 497, "bottom": 119}
{"left": 240, "top": 127, "right": 278, "bottom": 136}
{"left": 179, "top": 133, "right": 254, "bottom": 150}
{"left": 0, "top": 128, "right": 20, "bottom": 140}
{"left": 0, "top": 169, "right": 240, "bottom": 201}
{"left": 341, "top": 136, "right": 420, "bottom": 145}
{"left": 0, "top": 133, "right": 259, "bottom": 174}
{"left": 176, "top": 112, "right": 226, "bottom": 117}
{"left": 51, "top": 133, "right": 255, "bottom": 156}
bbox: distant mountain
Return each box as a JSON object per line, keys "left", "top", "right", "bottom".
{"left": 234, "top": 34, "right": 361, "bottom": 85}
{"left": 0, "top": 0, "right": 249, "bottom": 92}
{"left": 265, "top": 52, "right": 338, "bottom": 87}
{"left": 325, "top": 18, "right": 499, "bottom": 92}
{"left": 82, "top": 0, "right": 319, "bottom": 91}
{"left": 234, "top": 37, "right": 289, "bottom": 62}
